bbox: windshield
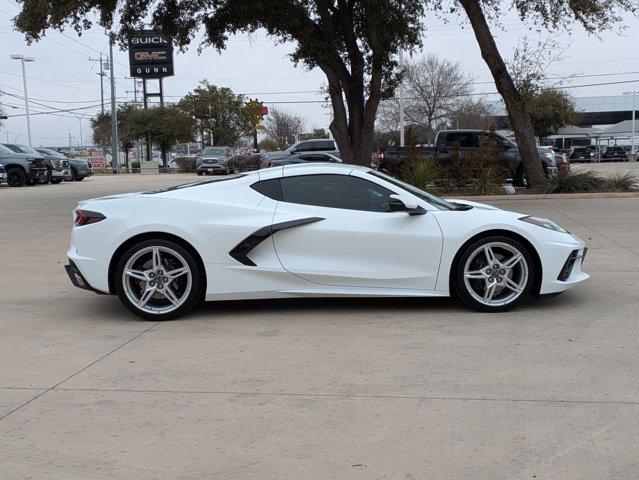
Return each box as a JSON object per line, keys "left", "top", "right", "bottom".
{"left": 15, "top": 145, "right": 41, "bottom": 155}
{"left": 367, "top": 170, "right": 458, "bottom": 211}
{"left": 36, "top": 148, "right": 67, "bottom": 158}
{"left": 202, "top": 147, "right": 228, "bottom": 156}
{"left": 0, "top": 144, "right": 14, "bottom": 154}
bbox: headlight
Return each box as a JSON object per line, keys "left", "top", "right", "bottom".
{"left": 519, "top": 216, "right": 570, "bottom": 234}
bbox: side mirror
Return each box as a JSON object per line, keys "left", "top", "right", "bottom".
{"left": 290, "top": 148, "right": 298, "bottom": 154}
{"left": 389, "top": 194, "right": 426, "bottom": 215}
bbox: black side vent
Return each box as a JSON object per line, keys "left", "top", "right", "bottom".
{"left": 557, "top": 250, "right": 579, "bottom": 282}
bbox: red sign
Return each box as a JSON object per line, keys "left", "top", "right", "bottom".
{"left": 89, "top": 157, "right": 107, "bottom": 168}
{"left": 260, "top": 106, "right": 269, "bottom": 116}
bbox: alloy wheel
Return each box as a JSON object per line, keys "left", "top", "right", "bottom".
{"left": 122, "top": 246, "right": 193, "bottom": 315}
{"left": 463, "top": 241, "right": 529, "bottom": 307}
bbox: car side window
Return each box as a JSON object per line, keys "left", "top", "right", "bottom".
{"left": 251, "top": 178, "right": 283, "bottom": 200}
{"left": 280, "top": 174, "right": 394, "bottom": 212}
{"left": 445, "top": 132, "right": 476, "bottom": 148}
{"left": 315, "top": 140, "right": 336, "bottom": 151}
{"left": 295, "top": 142, "right": 312, "bottom": 152}
{"left": 298, "top": 154, "right": 328, "bottom": 162}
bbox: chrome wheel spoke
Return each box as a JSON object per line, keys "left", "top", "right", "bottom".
{"left": 138, "top": 286, "right": 157, "bottom": 308}
{"left": 503, "top": 277, "right": 523, "bottom": 293}
{"left": 124, "top": 269, "right": 148, "bottom": 281}
{"left": 484, "top": 281, "right": 497, "bottom": 302}
{"left": 161, "top": 285, "right": 180, "bottom": 306}
{"left": 167, "top": 266, "right": 189, "bottom": 279}
{"left": 152, "top": 247, "right": 162, "bottom": 270}
{"left": 502, "top": 253, "right": 522, "bottom": 270}
{"left": 465, "top": 269, "right": 489, "bottom": 280}
{"left": 483, "top": 245, "right": 498, "bottom": 266}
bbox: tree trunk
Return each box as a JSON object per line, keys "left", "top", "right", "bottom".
{"left": 458, "top": 0, "right": 546, "bottom": 187}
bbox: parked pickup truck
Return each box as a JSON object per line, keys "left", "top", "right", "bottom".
{"left": 0, "top": 144, "right": 48, "bottom": 187}
{"left": 375, "top": 129, "right": 557, "bottom": 186}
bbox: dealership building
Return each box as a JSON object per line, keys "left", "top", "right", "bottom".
{"left": 489, "top": 94, "right": 638, "bottom": 149}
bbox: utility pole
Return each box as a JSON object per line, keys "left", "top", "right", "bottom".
{"left": 624, "top": 91, "right": 638, "bottom": 160}
{"left": 90, "top": 54, "right": 106, "bottom": 114}
{"left": 108, "top": 32, "right": 119, "bottom": 173}
{"left": 10, "top": 54, "right": 35, "bottom": 146}
{"left": 399, "top": 49, "right": 405, "bottom": 148}
{"left": 79, "top": 117, "right": 83, "bottom": 149}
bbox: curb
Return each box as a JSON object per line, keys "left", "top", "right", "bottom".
{"left": 456, "top": 192, "right": 639, "bottom": 201}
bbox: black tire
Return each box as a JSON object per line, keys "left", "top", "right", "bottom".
{"left": 70, "top": 168, "right": 78, "bottom": 181}
{"left": 26, "top": 179, "right": 38, "bottom": 186}
{"left": 115, "top": 239, "right": 203, "bottom": 321}
{"left": 453, "top": 235, "right": 535, "bottom": 313}
{"left": 197, "top": 171, "right": 203, "bottom": 176}
{"left": 6, "top": 167, "right": 27, "bottom": 187}
{"left": 75, "top": 176, "right": 84, "bottom": 181}
{"left": 51, "top": 178, "right": 63, "bottom": 184}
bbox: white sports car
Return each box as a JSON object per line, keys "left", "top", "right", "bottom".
{"left": 65, "top": 164, "right": 588, "bottom": 320}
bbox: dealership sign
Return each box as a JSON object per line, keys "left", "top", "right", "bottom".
{"left": 128, "top": 30, "right": 174, "bottom": 78}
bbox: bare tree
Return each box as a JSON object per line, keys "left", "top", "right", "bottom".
{"left": 448, "top": 97, "right": 495, "bottom": 130}
{"left": 378, "top": 54, "right": 475, "bottom": 143}
{"left": 263, "top": 108, "right": 305, "bottom": 150}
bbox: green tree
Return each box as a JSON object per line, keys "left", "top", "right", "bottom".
{"left": 140, "top": 106, "right": 196, "bottom": 154}
{"left": 178, "top": 82, "right": 249, "bottom": 147}
{"left": 526, "top": 89, "right": 580, "bottom": 143}
{"left": 90, "top": 112, "right": 112, "bottom": 153}
{"left": 312, "top": 128, "right": 330, "bottom": 139}
{"left": 452, "top": 0, "right": 635, "bottom": 187}
{"left": 14, "top": 0, "right": 425, "bottom": 167}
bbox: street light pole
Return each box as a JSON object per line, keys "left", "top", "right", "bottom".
{"left": 10, "top": 54, "right": 35, "bottom": 146}
{"left": 108, "top": 32, "right": 119, "bottom": 173}
{"left": 623, "top": 91, "right": 638, "bottom": 157}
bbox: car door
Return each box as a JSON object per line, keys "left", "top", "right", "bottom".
{"left": 270, "top": 169, "right": 444, "bottom": 290}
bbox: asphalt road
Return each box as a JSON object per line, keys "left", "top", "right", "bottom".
{"left": 1, "top": 175, "right": 639, "bottom": 479}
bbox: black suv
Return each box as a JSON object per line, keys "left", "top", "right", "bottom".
{"left": 601, "top": 146, "right": 628, "bottom": 161}
{"left": 0, "top": 144, "right": 48, "bottom": 186}
{"left": 36, "top": 148, "right": 92, "bottom": 181}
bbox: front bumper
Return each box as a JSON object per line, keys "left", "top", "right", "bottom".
{"left": 197, "top": 164, "right": 227, "bottom": 173}
{"left": 28, "top": 168, "right": 48, "bottom": 182}
{"left": 539, "top": 241, "right": 589, "bottom": 294}
{"left": 51, "top": 169, "right": 65, "bottom": 179}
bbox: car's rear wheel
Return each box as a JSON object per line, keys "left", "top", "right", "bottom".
{"left": 115, "top": 239, "right": 202, "bottom": 320}
{"left": 455, "top": 236, "right": 534, "bottom": 312}
{"left": 6, "top": 168, "right": 26, "bottom": 187}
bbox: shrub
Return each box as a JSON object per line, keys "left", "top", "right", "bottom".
{"left": 602, "top": 171, "right": 637, "bottom": 192}
{"left": 174, "top": 156, "right": 197, "bottom": 172}
{"left": 398, "top": 155, "right": 441, "bottom": 191}
{"left": 441, "top": 142, "right": 506, "bottom": 195}
{"left": 131, "top": 160, "right": 140, "bottom": 170}
{"left": 541, "top": 170, "right": 605, "bottom": 194}
{"left": 233, "top": 154, "right": 262, "bottom": 172}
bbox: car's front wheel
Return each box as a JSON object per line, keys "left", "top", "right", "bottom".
{"left": 455, "top": 236, "right": 534, "bottom": 312}
{"left": 115, "top": 239, "right": 203, "bottom": 320}
{"left": 6, "top": 168, "right": 26, "bottom": 187}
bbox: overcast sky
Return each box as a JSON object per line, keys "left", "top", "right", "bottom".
{"left": 1, "top": 0, "right": 639, "bottom": 147}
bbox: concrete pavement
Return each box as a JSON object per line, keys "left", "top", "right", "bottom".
{"left": 1, "top": 175, "right": 638, "bottom": 479}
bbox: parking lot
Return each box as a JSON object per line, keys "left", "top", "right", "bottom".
{"left": 1, "top": 174, "right": 639, "bottom": 479}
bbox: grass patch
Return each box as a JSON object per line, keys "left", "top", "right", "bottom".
{"left": 540, "top": 170, "right": 637, "bottom": 194}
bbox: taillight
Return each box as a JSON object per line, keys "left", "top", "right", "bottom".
{"left": 74, "top": 210, "right": 106, "bottom": 226}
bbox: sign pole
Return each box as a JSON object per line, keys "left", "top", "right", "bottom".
{"left": 109, "top": 32, "right": 119, "bottom": 174}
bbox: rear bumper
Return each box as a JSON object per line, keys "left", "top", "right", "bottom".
{"left": 65, "top": 259, "right": 107, "bottom": 294}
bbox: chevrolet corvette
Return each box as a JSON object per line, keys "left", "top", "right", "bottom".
{"left": 65, "top": 163, "right": 588, "bottom": 320}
